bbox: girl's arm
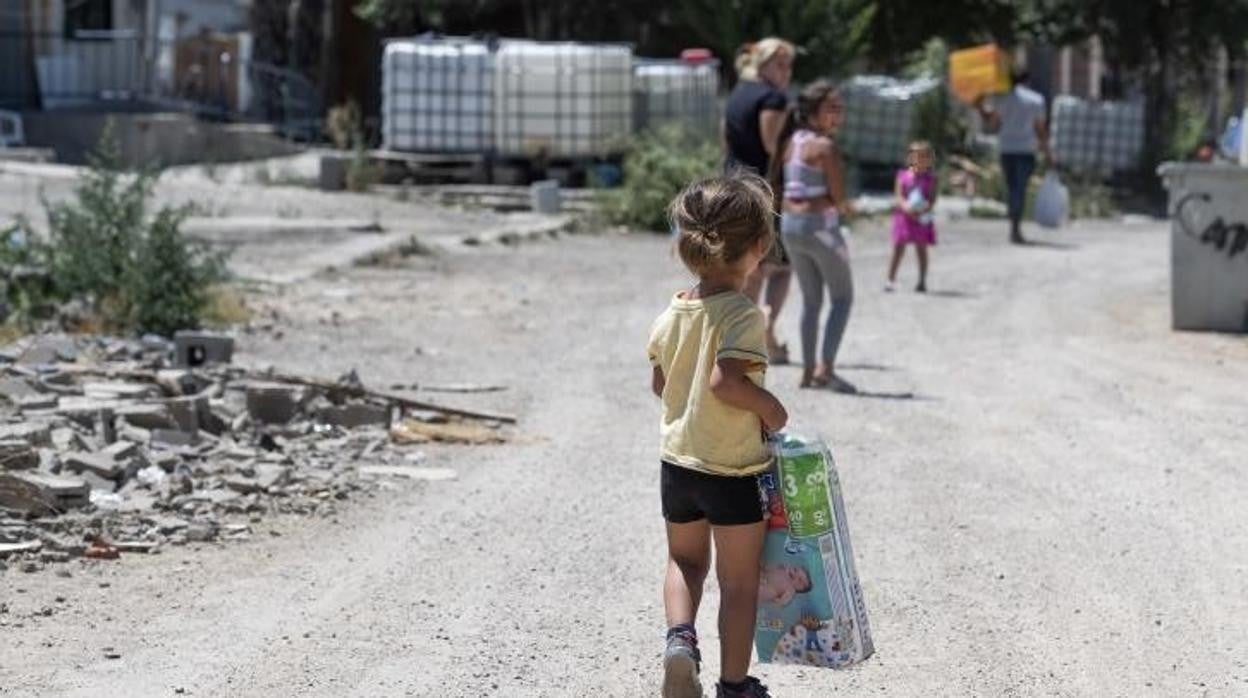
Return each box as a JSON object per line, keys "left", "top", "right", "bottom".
{"left": 893, "top": 171, "right": 906, "bottom": 211}
{"left": 651, "top": 366, "right": 665, "bottom": 398}
{"left": 925, "top": 184, "right": 938, "bottom": 213}
{"left": 710, "top": 358, "right": 787, "bottom": 431}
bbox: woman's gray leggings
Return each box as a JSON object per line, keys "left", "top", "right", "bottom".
{"left": 781, "top": 213, "right": 854, "bottom": 368}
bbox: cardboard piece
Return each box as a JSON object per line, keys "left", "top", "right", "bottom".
{"left": 754, "top": 434, "right": 873, "bottom": 669}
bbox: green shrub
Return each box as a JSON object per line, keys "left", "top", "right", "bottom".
{"left": 129, "top": 205, "right": 225, "bottom": 335}
{"left": 600, "top": 125, "right": 720, "bottom": 232}
{"left": 32, "top": 123, "right": 226, "bottom": 335}
{"left": 1065, "top": 174, "right": 1115, "bottom": 219}
{"left": 0, "top": 218, "right": 57, "bottom": 325}
{"left": 1168, "top": 92, "right": 1208, "bottom": 161}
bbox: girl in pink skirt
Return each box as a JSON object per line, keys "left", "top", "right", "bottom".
{"left": 886, "top": 141, "right": 937, "bottom": 293}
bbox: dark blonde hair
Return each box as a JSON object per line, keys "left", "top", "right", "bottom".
{"left": 669, "top": 173, "right": 775, "bottom": 277}
{"left": 737, "top": 37, "right": 796, "bottom": 81}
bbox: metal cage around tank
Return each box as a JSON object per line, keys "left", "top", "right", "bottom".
{"left": 632, "top": 57, "right": 721, "bottom": 138}
{"left": 493, "top": 40, "right": 634, "bottom": 160}
{"left": 380, "top": 36, "right": 496, "bottom": 154}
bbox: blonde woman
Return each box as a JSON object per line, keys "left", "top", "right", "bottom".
{"left": 723, "top": 37, "right": 795, "bottom": 365}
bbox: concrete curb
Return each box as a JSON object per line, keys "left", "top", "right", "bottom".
{"left": 456, "top": 214, "right": 577, "bottom": 248}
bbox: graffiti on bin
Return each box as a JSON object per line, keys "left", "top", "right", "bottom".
{"left": 1175, "top": 192, "right": 1248, "bottom": 260}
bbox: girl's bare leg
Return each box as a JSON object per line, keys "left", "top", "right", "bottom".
{"left": 664, "top": 520, "right": 712, "bottom": 627}
{"left": 916, "top": 244, "right": 929, "bottom": 291}
{"left": 712, "top": 521, "right": 766, "bottom": 683}
{"left": 887, "top": 244, "right": 905, "bottom": 283}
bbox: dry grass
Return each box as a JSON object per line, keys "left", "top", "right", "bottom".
{"left": 201, "top": 285, "right": 254, "bottom": 327}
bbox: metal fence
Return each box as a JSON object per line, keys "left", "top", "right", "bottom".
{"left": 0, "top": 30, "right": 321, "bottom": 139}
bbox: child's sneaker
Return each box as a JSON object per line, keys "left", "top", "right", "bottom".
{"left": 716, "top": 676, "right": 771, "bottom": 697}
{"left": 662, "top": 625, "right": 701, "bottom": 698}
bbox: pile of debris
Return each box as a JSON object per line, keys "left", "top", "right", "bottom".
{"left": 0, "top": 333, "right": 510, "bottom": 570}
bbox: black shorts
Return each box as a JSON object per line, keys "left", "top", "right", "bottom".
{"left": 661, "top": 461, "right": 766, "bottom": 526}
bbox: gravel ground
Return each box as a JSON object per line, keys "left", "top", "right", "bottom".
{"left": 3, "top": 214, "right": 1247, "bottom": 697}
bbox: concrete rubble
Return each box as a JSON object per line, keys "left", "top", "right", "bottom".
{"left": 0, "top": 333, "right": 508, "bottom": 570}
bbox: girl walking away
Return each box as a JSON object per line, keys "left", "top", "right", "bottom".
{"left": 648, "top": 174, "right": 788, "bottom": 698}
{"left": 766, "top": 81, "right": 858, "bottom": 393}
{"left": 887, "top": 141, "right": 938, "bottom": 293}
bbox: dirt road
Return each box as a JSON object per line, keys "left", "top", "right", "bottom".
{"left": 4, "top": 216, "right": 1247, "bottom": 697}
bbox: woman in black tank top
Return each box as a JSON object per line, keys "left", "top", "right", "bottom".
{"left": 721, "top": 37, "right": 795, "bottom": 365}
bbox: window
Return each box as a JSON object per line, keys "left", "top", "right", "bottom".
{"left": 64, "top": 0, "right": 113, "bottom": 38}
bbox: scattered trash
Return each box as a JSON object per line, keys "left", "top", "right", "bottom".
{"left": 418, "top": 383, "right": 508, "bottom": 394}
{"left": 390, "top": 419, "right": 507, "bottom": 445}
{"left": 358, "top": 465, "right": 457, "bottom": 481}
{"left": 0, "top": 333, "right": 509, "bottom": 571}
{"left": 83, "top": 538, "right": 119, "bottom": 560}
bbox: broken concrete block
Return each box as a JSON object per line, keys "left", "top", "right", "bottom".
{"left": 223, "top": 475, "right": 263, "bottom": 494}
{"left": 50, "top": 427, "right": 88, "bottom": 452}
{"left": 116, "top": 404, "right": 176, "bottom": 431}
{"left": 83, "top": 382, "right": 159, "bottom": 401}
{"left": 97, "top": 409, "right": 116, "bottom": 445}
{"left": 0, "top": 422, "right": 52, "bottom": 447}
{"left": 117, "top": 422, "right": 151, "bottom": 445}
{"left": 184, "top": 521, "right": 217, "bottom": 542}
{"left": 62, "top": 452, "right": 122, "bottom": 480}
{"left": 188, "top": 488, "right": 240, "bottom": 506}
{"left": 224, "top": 464, "right": 289, "bottom": 494}
{"left": 155, "top": 369, "right": 202, "bottom": 397}
{"left": 145, "top": 515, "right": 189, "bottom": 535}
{"left": 101, "top": 440, "right": 138, "bottom": 462}
{"left": 55, "top": 398, "right": 120, "bottom": 428}
{"left": 174, "top": 331, "right": 234, "bottom": 368}
{"left": 0, "top": 440, "right": 38, "bottom": 470}
{"left": 16, "top": 337, "right": 78, "bottom": 365}
{"left": 245, "top": 383, "right": 302, "bottom": 425}
{"left": 37, "top": 448, "right": 60, "bottom": 473}
{"left": 0, "top": 377, "right": 38, "bottom": 403}
{"left": 16, "top": 394, "right": 58, "bottom": 411}
{"left": 76, "top": 469, "right": 117, "bottom": 493}
{"left": 0, "top": 473, "right": 56, "bottom": 512}
{"left": 0, "top": 471, "right": 89, "bottom": 511}
{"left": 0, "top": 539, "right": 42, "bottom": 556}
{"left": 165, "top": 395, "right": 205, "bottom": 433}
{"left": 151, "top": 429, "right": 197, "bottom": 449}
{"left": 318, "top": 403, "right": 391, "bottom": 430}
{"left": 117, "top": 494, "right": 158, "bottom": 513}
{"left": 255, "top": 463, "right": 290, "bottom": 489}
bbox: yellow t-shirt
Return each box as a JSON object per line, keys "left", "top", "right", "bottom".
{"left": 647, "top": 290, "right": 772, "bottom": 476}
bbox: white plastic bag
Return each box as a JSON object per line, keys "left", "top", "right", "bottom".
{"left": 1033, "top": 171, "right": 1068, "bottom": 229}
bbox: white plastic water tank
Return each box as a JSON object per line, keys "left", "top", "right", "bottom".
{"left": 494, "top": 41, "right": 633, "bottom": 158}
{"left": 1052, "top": 95, "right": 1145, "bottom": 174}
{"left": 634, "top": 59, "right": 720, "bottom": 136}
{"left": 382, "top": 38, "right": 495, "bottom": 153}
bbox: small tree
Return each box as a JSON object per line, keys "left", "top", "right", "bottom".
{"left": 38, "top": 124, "right": 226, "bottom": 335}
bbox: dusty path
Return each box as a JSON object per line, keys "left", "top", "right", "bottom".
{"left": 4, "top": 217, "right": 1247, "bottom": 697}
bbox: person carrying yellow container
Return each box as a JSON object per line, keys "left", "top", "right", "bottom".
{"left": 972, "top": 62, "right": 1055, "bottom": 245}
